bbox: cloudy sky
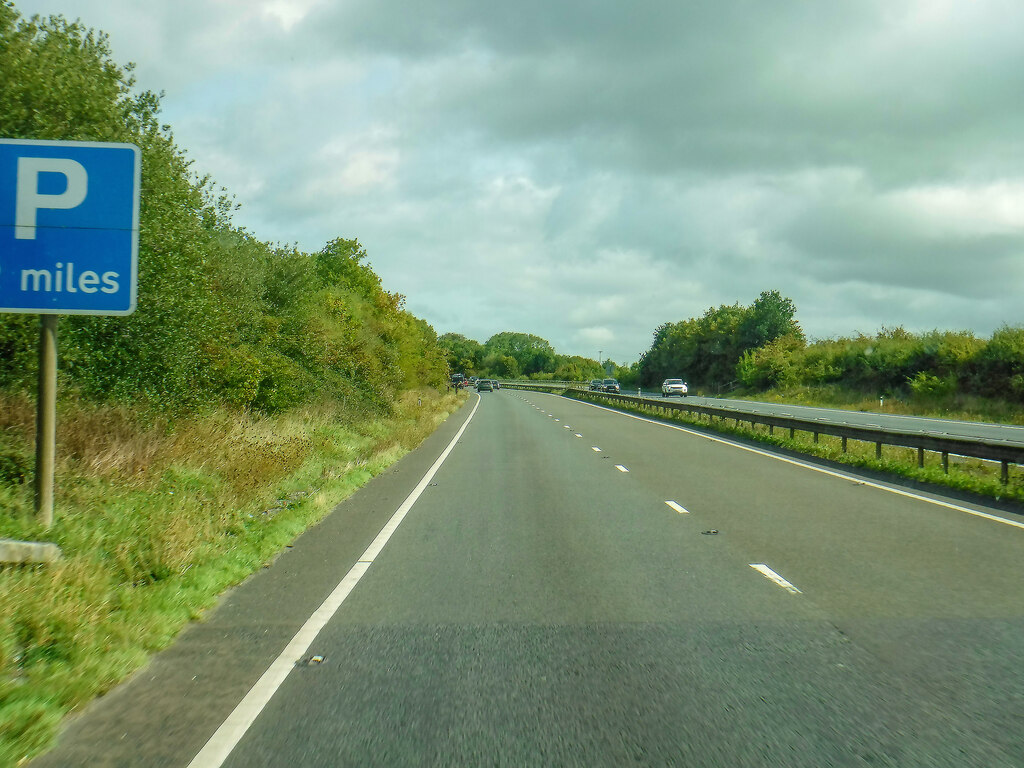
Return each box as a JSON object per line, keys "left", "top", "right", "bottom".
{"left": 13, "top": 0, "right": 1024, "bottom": 363}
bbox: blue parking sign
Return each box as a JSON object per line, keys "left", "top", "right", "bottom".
{"left": 0, "top": 139, "right": 140, "bottom": 315}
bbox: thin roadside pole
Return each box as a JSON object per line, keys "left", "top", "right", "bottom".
{"left": 35, "top": 313, "right": 57, "bottom": 528}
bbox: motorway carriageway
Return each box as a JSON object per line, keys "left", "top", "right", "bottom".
{"left": 629, "top": 388, "right": 1024, "bottom": 446}
{"left": 34, "top": 391, "right": 1024, "bottom": 768}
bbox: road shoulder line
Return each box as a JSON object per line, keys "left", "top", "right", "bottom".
{"left": 186, "top": 395, "right": 483, "bottom": 768}
{"left": 557, "top": 395, "right": 1024, "bottom": 531}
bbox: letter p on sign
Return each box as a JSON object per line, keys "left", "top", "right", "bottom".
{"left": 15, "top": 157, "right": 88, "bottom": 239}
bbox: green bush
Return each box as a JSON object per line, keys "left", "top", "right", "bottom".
{"left": 907, "top": 372, "right": 957, "bottom": 399}
{"left": 0, "top": 436, "right": 30, "bottom": 485}
{"left": 0, "top": 7, "right": 449, "bottom": 417}
{"left": 727, "top": 323, "right": 1024, "bottom": 404}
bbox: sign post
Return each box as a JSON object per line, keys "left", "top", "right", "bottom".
{"left": 34, "top": 314, "right": 57, "bottom": 527}
{"left": 1, "top": 139, "right": 140, "bottom": 527}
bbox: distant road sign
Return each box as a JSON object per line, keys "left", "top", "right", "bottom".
{"left": 0, "top": 138, "right": 140, "bottom": 315}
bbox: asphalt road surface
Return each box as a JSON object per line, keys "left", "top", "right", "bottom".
{"left": 33, "top": 391, "right": 1024, "bottom": 767}
{"left": 627, "top": 388, "right": 1024, "bottom": 446}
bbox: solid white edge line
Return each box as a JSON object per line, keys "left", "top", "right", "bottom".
{"left": 665, "top": 500, "right": 688, "bottom": 514}
{"left": 750, "top": 563, "right": 802, "bottom": 594}
{"left": 556, "top": 395, "right": 1024, "bottom": 532}
{"left": 187, "top": 395, "right": 483, "bottom": 768}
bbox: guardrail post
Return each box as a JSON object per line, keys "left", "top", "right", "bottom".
{"left": 769, "top": 424, "right": 774, "bottom": 436}
{"left": 876, "top": 442, "right": 882, "bottom": 459}
{"left": 942, "top": 452, "right": 949, "bottom": 473}
{"left": 917, "top": 447, "right": 924, "bottom": 468}
{"left": 813, "top": 432, "right": 819, "bottom": 443}
{"left": 789, "top": 427, "right": 795, "bottom": 439}
{"left": 1001, "top": 461, "right": 1009, "bottom": 485}
{"left": 841, "top": 436, "right": 848, "bottom": 453}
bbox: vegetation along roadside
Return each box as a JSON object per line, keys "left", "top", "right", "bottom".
{"left": 0, "top": 5, "right": 462, "bottom": 765}
{"left": 0, "top": 389, "right": 466, "bottom": 766}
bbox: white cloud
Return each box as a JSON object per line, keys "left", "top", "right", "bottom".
{"left": 260, "top": 0, "right": 322, "bottom": 32}
{"left": 888, "top": 182, "right": 1024, "bottom": 237}
{"left": 575, "top": 327, "right": 615, "bottom": 346}
{"left": 10, "top": 0, "right": 1024, "bottom": 362}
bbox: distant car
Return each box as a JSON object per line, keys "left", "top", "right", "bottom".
{"left": 661, "top": 378, "right": 689, "bottom": 397}
{"left": 602, "top": 378, "right": 620, "bottom": 393}
{"left": 476, "top": 379, "right": 493, "bottom": 392}
{"left": 589, "top": 379, "right": 603, "bottom": 391}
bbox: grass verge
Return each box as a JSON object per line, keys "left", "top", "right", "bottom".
{"left": 563, "top": 390, "right": 1024, "bottom": 507}
{"left": 0, "top": 388, "right": 466, "bottom": 767}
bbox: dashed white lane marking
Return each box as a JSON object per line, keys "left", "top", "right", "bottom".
{"left": 749, "top": 564, "right": 802, "bottom": 594}
{"left": 592, "top": 446, "right": 602, "bottom": 452}
{"left": 564, "top": 425, "right": 571, "bottom": 429}
{"left": 186, "top": 397, "right": 483, "bottom": 768}
{"left": 665, "top": 500, "right": 689, "bottom": 514}
{"left": 615, "top": 464, "right": 629, "bottom": 473}
{"left": 575, "top": 434, "right": 583, "bottom": 438}
{"left": 566, "top": 397, "right": 1024, "bottom": 532}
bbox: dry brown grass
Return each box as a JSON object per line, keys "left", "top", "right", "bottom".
{"left": 1, "top": 387, "right": 467, "bottom": 767}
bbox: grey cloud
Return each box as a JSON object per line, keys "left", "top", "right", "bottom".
{"left": 11, "top": 0, "right": 1024, "bottom": 361}
{"left": 783, "top": 197, "right": 1024, "bottom": 300}
{"left": 307, "top": 0, "right": 1024, "bottom": 183}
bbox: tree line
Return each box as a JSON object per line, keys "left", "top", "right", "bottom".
{"left": 467, "top": 288, "right": 1024, "bottom": 406}
{"left": 0, "top": 6, "right": 448, "bottom": 415}
{"left": 438, "top": 331, "right": 638, "bottom": 384}
{"left": 637, "top": 288, "right": 1024, "bottom": 403}
{"left": 737, "top": 325, "right": 1024, "bottom": 402}
{"left": 638, "top": 290, "right": 801, "bottom": 389}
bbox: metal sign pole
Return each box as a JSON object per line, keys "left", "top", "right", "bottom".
{"left": 34, "top": 313, "right": 57, "bottom": 528}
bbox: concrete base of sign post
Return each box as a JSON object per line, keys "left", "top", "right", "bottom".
{"left": 0, "top": 538, "right": 62, "bottom": 564}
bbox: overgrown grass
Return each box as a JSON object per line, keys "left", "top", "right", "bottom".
{"left": 564, "top": 391, "right": 1024, "bottom": 506}
{"left": 724, "top": 383, "right": 1024, "bottom": 426}
{"left": 0, "top": 388, "right": 465, "bottom": 767}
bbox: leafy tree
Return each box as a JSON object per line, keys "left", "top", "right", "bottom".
{"left": 736, "top": 333, "right": 805, "bottom": 389}
{"left": 968, "top": 326, "right": 1024, "bottom": 401}
{"left": 553, "top": 355, "right": 603, "bottom": 382}
{"left": 439, "top": 333, "right": 484, "bottom": 376}
{"left": 484, "top": 332, "right": 556, "bottom": 375}
{"left": 0, "top": 6, "right": 450, "bottom": 413}
{"left": 638, "top": 291, "right": 802, "bottom": 388}
{"left": 738, "top": 290, "right": 804, "bottom": 349}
